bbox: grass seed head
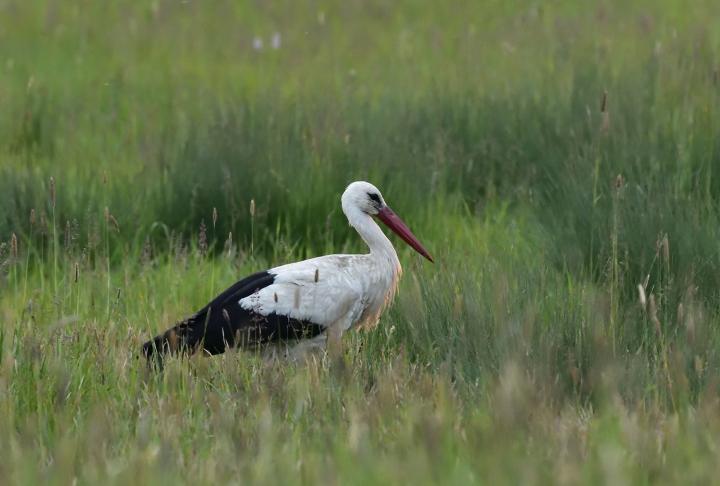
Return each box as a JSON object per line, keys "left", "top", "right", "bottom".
{"left": 199, "top": 220, "right": 208, "bottom": 256}
{"left": 614, "top": 174, "right": 624, "bottom": 190}
{"left": 141, "top": 237, "right": 153, "bottom": 266}
{"left": 648, "top": 294, "right": 662, "bottom": 336}
{"left": 110, "top": 214, "right": 120, "bottom": 232}
{"left": 11, "top": 233, "right": 18, "bottom": 260}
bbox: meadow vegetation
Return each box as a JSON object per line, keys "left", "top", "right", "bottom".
{"left": 2, "top": 0, "right": 720, "bottom": 483}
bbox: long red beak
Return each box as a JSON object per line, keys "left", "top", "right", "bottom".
{"left": 375, "top": 206, "right": 434, "bottom": 263}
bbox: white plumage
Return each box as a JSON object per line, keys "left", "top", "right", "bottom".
{"left": 241, "top": 253, "right": 400, "bottom": 333}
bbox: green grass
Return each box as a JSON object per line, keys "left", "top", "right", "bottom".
{"left": 2, "top": 0, "right": 720, "bottom": 483}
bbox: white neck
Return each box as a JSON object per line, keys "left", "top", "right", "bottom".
{"left": 344, "top": 205, "right": 399, "bottom": 264}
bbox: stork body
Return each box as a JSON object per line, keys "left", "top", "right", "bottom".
{"left": 142, "top": 181, "right": 432, "bottom": 363}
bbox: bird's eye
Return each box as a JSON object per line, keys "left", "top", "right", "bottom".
{"left": 367, "top": 193, "right": 381, "bottom": 203}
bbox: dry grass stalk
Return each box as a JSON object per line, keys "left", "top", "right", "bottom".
{"left": 49, "top": 177, "right": 56, "bottom": 209}
{"left": 249, "top": 199, "right": 256, "bottom": 256}
{"left": 452, "top": 292, "right": 463, "bottom": 320}
{"left": 677, "top": 302, "right": 684, "bottom": 329}
{"left": 64, "top": 220, "right": 71, "bottom": 248}
{"left": 637, "top": 284, "right": 647, "bottom": 310}
{"left": 600, "top": 90, "right": 610, "bottom": 135}
{"left": 225, "top": 232, "right": 233, "bottom": 258}
{"left": 648, "top": 294, "right": 662, "bottom": 336}
{"left": 30, "top": 208, "right": 36, "bottom": 228}
{"left": 212, "top": 207, "right": 218, "bottom": 229}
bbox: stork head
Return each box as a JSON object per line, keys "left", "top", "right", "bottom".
{"left": 342, "top": 181, "right": 434, "bottom": 263}
{"left": 342, "top": 181, "right": 387, "bottom": 215}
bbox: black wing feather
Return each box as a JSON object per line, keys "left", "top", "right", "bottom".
{"left": 142, "top": 270, "right": 324, "bottom": 364}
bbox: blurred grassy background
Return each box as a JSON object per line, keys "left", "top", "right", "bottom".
{"left": 2, "top": 0, "right": 720, "bottom": 483}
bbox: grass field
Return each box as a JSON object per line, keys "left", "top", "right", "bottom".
{"left": 2, "top": 0, "right": 720, "bottom": 483}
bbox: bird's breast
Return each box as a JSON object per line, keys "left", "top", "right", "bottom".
{"left": 353, "top": 260, "right": 401, "bottom": 330}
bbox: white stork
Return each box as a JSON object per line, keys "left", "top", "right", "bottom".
{"left": 142, "top": 181, "right": 433, "bottom": 363}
